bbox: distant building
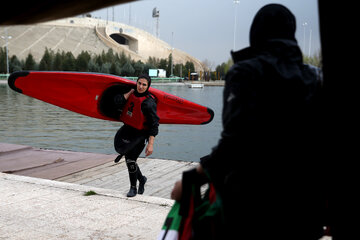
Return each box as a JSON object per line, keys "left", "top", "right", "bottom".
{"left": 149, "top": 69, "right": 166, "bottom": 78}
{"left": 190, "top": 72, "right": 199, "bottom": 80}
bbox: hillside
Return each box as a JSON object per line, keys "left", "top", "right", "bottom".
{"left": 1, "top": 17, "right": 204, "bottom": 72}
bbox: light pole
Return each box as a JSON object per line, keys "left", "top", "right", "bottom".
{"left": 308, "top": 28, "right": 312, "bottom": 56}
{"left": 171, "top": 32, "right": 174, "bottom": 77}
{"left": 233, "top": 0, "right": 240, "bottom": 50}
{"left": 152, "top": 7, "right": 160, "bottom": 38}
{"left": 1, "top": 28, "right": 12, "bottom": 74}
{"left": 302, "top": 22, "right": 308, "bottom": 55}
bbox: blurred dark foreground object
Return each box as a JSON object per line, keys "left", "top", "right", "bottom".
{"left": 0, "top": 0, "right": 137, "bottom": 25}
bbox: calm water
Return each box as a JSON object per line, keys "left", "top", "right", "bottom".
{"left": 0, "top": 83, "right": 223, "bottom": 162}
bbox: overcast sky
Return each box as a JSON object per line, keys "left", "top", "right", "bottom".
{"left": 90, "top": 0, "right": 320, "bottom": 68}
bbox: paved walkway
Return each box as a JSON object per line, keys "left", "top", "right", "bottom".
{"left": 0, "top": 143, "right": 194, "bottom": 239}
{"left": 0, "top": 172, "right": 173, "bottom": 239}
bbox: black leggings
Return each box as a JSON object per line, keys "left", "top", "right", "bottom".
{"left": 114, "top": 125, "right": 147, "bottom": 188}
{"left": 125, "top": 138, "right": 146, "bottom": 160}
{"left": 125, "top": 137, "right": 146, "bottom": 188}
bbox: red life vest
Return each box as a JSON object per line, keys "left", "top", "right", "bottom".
{"left": 119, "top": 93, "right": 153, "bottom": 130}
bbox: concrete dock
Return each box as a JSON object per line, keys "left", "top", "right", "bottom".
{"left": 0, "top": 143, "right": 197, "bottom": 199}
{"left": 0, "top": 142, "right": 197, "bottom": 239}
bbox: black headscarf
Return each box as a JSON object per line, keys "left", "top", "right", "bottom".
{"left": 134, "top": 74, "right": 152, "bottom": 97}
{"left": 249, "top": 4, "right": 297, "bottom": 48}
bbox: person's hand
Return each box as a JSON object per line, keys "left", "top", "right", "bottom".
{"left": 171, "top": 180, "right": 182, "bottom": 201}
{"left": 170, "top": 164, "right": 206, "bottom": 201}
{"left": 145, "top": 136, "right": 155, "bottom": 156}
{"left": 145, "top": 143, "right": 153, "bottom": 156}
{"left": 123, "top": 89, "right": 134, "bottom": 100}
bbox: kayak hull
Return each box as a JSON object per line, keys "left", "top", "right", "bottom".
{"left": 8, "top": 71, "right": 214, "bottom": 125}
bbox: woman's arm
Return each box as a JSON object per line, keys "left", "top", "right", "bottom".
{"left": 145, "top": 135, "right": 155, "bottom": 156}
{"left": 124, "top": 89, "right": 134, "bottom": 100}
{"left": 142, "top": 97, "right": 159, "bottom": 157}
{"left": 114, "top": 89, "right": 134, "bottom": 112}
{"left": 142, "top": 97, "right": 159, "bottom": 137}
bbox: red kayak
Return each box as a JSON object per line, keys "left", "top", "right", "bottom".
{"left": 8, "top": 71, "right": 214, "bottom": 125}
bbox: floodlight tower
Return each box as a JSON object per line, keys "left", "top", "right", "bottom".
{"left": 233, "top": 0, "right": 240, "bottom": 50}
{"left": 152, "top": 7, "right": 160, "bottom": 38}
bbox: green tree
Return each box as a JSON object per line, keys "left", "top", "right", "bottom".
{"left": 146, "top": 56, "right": 158, "bottom": 69}
{"left": 39, "top": 48, "right": 53, "bottom": 70}
{"left": 215, "top": 58, "right": 233, "bottom": 80}
{"left": 118, "top": 52, "right": 128, "bottom": 66}
{"left": 88, "top": 58, "right": 100, "bottom": 72}
{"left": 133, "top": 60, "right": 145, "bottom": 76}
{"left": 121, "top": 61, "right": 135, "bottom": 76}
{"left": 100, "top": 62, "right": 111, "bottom": 73}
{"left": 76, "top": 51, "right": 91, "bottom": 72}
{"left": 105, "top": 49, "right": 115, "bottom": 63}
{"left": 10, "top": 55, "right": 22, "bottom": 72}
{"left": 224, "top": 58, "right": 233, "bottom": 73}
{"left": 110, "top": 62, "right": 122, "bottom": 75}
{"left": 62, "top": 51, "right": 76, "bottom": 71}
{"left": 216, "top": 62, "right": 228, "bottom": 80}
{"left": 303, "top": 51, "right": 322, "bottom": 67}
{"left": 184, "top": 61, "right": 195, "bottom": 77}
{"left": 210, "top": 71, "right": 217, "bottom": 80}
{"left": 174, "top": 63, "right": 183, "bottom": 77}
{"left": 143, "top": 63, "right": 154, "bottom": 76}
{"left": 158, "top": 59, "right": 167, "bottom": 71}
{"left": 52, "top": 51, "right": 63, "bottom": 71}
{"left": 24, "top": 53, "right": 36, "bottom": 70}
{"left": 0, "top": 47, "right": 7, "bottom": 73}
{"left": 167, "top": 53, "right": 173, "bottom": 77}
{"left": 100, "top": 50, "right": 107, "bottom": 64}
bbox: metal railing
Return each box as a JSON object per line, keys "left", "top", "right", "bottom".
{"left": 0, "top": 74, "right": 10, "bottom": 80}
{"left": 0, "top": 73, "right": 184, "bottom": 83}
{"left": 123, "top": 76, "right": 183, "bottom": 83}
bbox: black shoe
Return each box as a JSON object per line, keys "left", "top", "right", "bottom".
{"left": 127, "top": 186, "right": 137, "bottom": 197}
{"left": 114, "top": 154, "right": 123, "bottom": 163}
{"left": 138, "top": 176, "right": 147, "bottom": 195}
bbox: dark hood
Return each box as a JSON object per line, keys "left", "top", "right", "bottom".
{"left": 249, "top": 4, "right": 297, "bottom": 48}
{"left": 134, "top": 74, "right": 152, "bottom": 97}
{"left": 231, "top": 4, "right": 303, "bottom": 74}
{"left": 231, "top": 4, "right": 308, "bottom": 90}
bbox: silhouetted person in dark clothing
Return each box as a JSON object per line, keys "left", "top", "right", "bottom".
{"left": 171, "top": 4, "right": 324, "bottom": 239}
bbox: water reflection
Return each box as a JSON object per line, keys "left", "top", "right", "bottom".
{"left": 0, "top": 83, "right": 223, "bottom": 161}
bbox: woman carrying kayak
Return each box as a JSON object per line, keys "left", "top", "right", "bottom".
{"left": 113, "top": 74, "right": 159, "bottom": 197}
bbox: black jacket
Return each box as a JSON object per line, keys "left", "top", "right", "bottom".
{"left": 201, "top": 38, "right": 321, "bottom": 187}
{"left": 201, "top": 39, "right": 325, "bottom": 240}
{"left": 199, "top": 5, "right": 324, "bottom": 239}
{"left": 201, "top": 2, "right": 322, "bottom": 188}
